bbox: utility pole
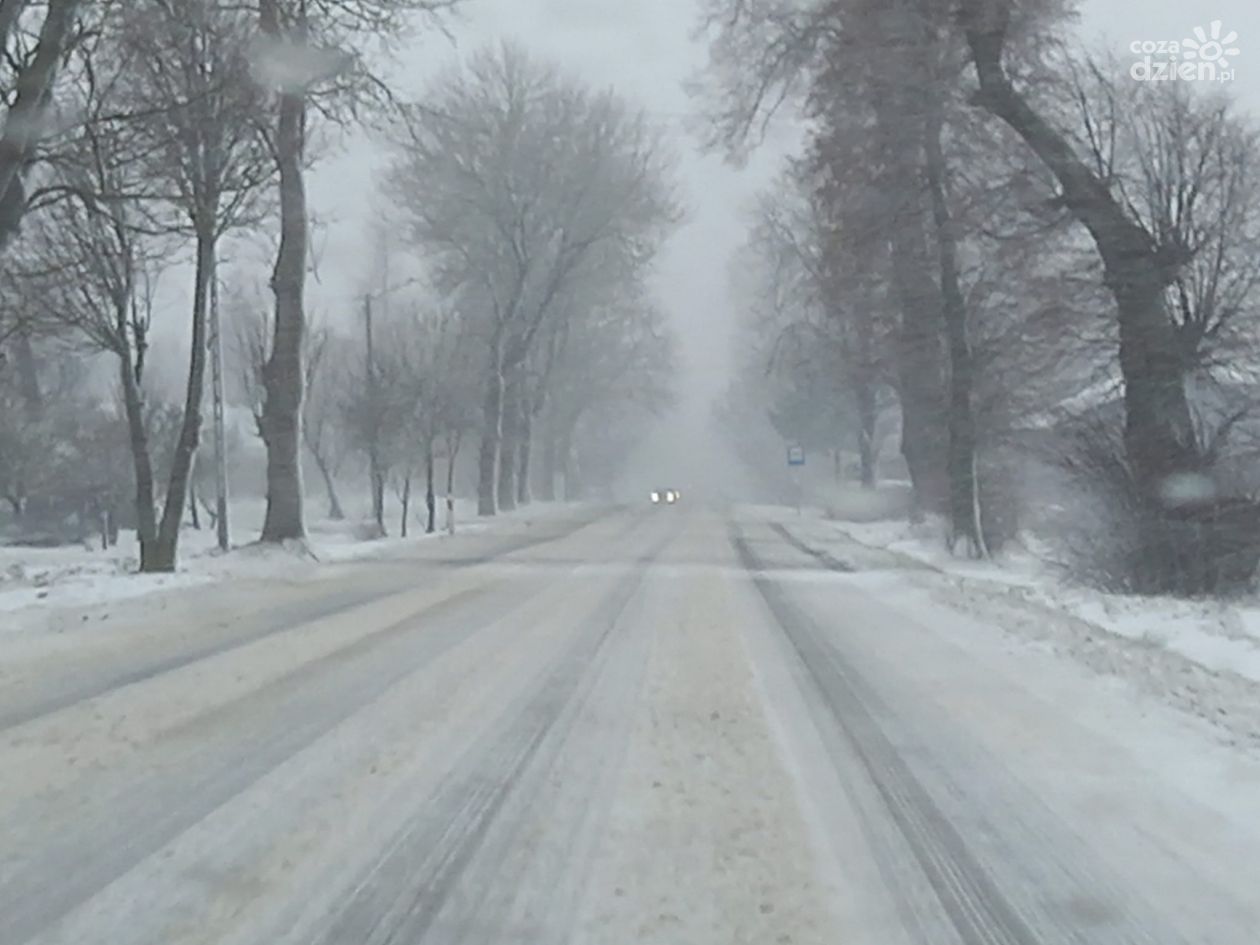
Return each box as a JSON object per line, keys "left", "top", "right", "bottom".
{"left": 209, "top": 253, "right": 229, "bottom": 551}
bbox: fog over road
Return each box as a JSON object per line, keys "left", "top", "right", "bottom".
{"left": 2, "top": 504, "right": 1258, "bottom": 945}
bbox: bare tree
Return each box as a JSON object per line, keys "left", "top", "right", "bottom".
{"left": 952, "top": 0, "right": 1260, "bottom": 589}
{"left": 700, "top": 0, "right": 1097, "bottom": 554}
{"left": 0, "top": 0, "right": 84, "bottom": 254}
{"left": 336, "top": 295, "right": 419, "bottom": 536}
{"left": 388, "top": 43, "right": 680, "bottom": 516}
{"left": 249, "top": 0, "right": 462, "bottom": 544}
{"left": 3, "top": 21, "right": 182, "bottom": 568}
{"left": 516, "top": 314, "right": 569, "bottom": 506}
{"left": 1060, "top": 67, "right": 1260, "bottom": 377}
{"left": 103, "top": 0, "right": 274, "bottom": 570}
{"left": 958, "top": 0, "right": 1200, "bottom": 493}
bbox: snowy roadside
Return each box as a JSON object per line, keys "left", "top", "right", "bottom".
{"left": 759, "top": 504, "right": 1260, "bottom": 749}
{"left": 832, "top": 516, "right": 1260, "bottom": 685}
{"left": 0, "top": 498, "right": 588, "bottom": 629}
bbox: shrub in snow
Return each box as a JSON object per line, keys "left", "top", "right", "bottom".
{"left": 1055, "top": 420, "right": 1260, "bottom": 597}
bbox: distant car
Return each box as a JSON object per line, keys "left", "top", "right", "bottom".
{"left": 650, "top": 489, "right": 681, "bottom": 505}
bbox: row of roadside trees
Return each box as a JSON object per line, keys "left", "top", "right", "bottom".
{"left": 701, "top": 0, "right": 1260, "bottom": 595}
{"left": 0, "top": 3, "right": 679, "bottom": 570}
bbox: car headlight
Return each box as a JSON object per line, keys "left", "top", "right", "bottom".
{"left": 650, "top": 491, "right": 660, "bottom": 503}
{"left": 666, "top": 490, "right": 677, "bottom": 503}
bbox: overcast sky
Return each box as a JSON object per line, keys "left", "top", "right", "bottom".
{"left": 308, "top": 0, "right": 1258, "bottom": 381}
{"left": 296, "top": 0, "right": 1259, "bottom": 489}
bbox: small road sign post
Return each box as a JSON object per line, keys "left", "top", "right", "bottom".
{"left": 787, "top": 445, "right": 805, "bottom": 516}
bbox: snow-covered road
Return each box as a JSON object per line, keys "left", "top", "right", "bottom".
{"left": 3, "top": 504, "right": 1259, "bottom": 944}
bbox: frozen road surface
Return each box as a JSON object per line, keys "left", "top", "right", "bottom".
{"left": 3, "top": 505, "right": 1260, "bottom": 944}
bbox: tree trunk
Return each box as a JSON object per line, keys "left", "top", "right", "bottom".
{"left": 399, "top": 474, "right": 410, "bottom": 538}
{"left": 103, "top": 506, "right": 118, "bottom": 549}
{"left": 187, "top": 471, "right": 201, "bottom": 530}
{"left": 888, "top": 221, "right": 948, "bottom": 519}
{"left": 446, "top": 432, "right": 459, "bottom": 495}
{"left": 371, "top": 467, "right": 386, "bottom": 535}
{"left": 924, "top": 98, "right": 986, "bottom": 557}
{"left": 361, "top": 295, "right": 386, "bottom": 534}
{"left": 477, "top": 355, "right": 503, "bottom": 517}
{"left": 119, "top": 349, "right": 160, "bottom": 572}
{"left": 258, "top": 17, "right": 308, "bottom": 543}
{"left": 0, "top": 0, "right": 81, "bottom": 254}
{"left": 446, "top": 431, "right": 459, "bottom": 534}
{"left": 861, "top": 0, "right": 948, "bottom": 519}
{"left": 150, "top": 230, "right": 214, "bottom": 572}
{"left": 425, "top": 439, "right": 436, "bottom": 534}
{"left": 852, "top": 296, "right": 879, "bottom": 489}
{"left": 497, "top": 372, "right": 521, "bottom": 512}
{"left": 538, "top": 418, "right": 557, "bottom": 502}
{"left": 874, "top": 128, "right": 947, "bottom": 516}
{"left": 516, "top": 393, "right": 532, "bottom": 506}
{"left": 857, "top": 385, "right": 878, "bottom": 489}
{"left": 960, "top": 1, "right": 1197, "bottom": 495}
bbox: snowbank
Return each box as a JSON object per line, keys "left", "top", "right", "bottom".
{"left": 0, "top": 496, "right": 567, "bottom": 628}
{"left": 830, "top": 516, "right": 1260, "bottom": 687}
{"left": 761, "top": 503, "right": 1260, "bottom": 747}
{"left": 817, "top": 481, "right": 913, "bottom": 522}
